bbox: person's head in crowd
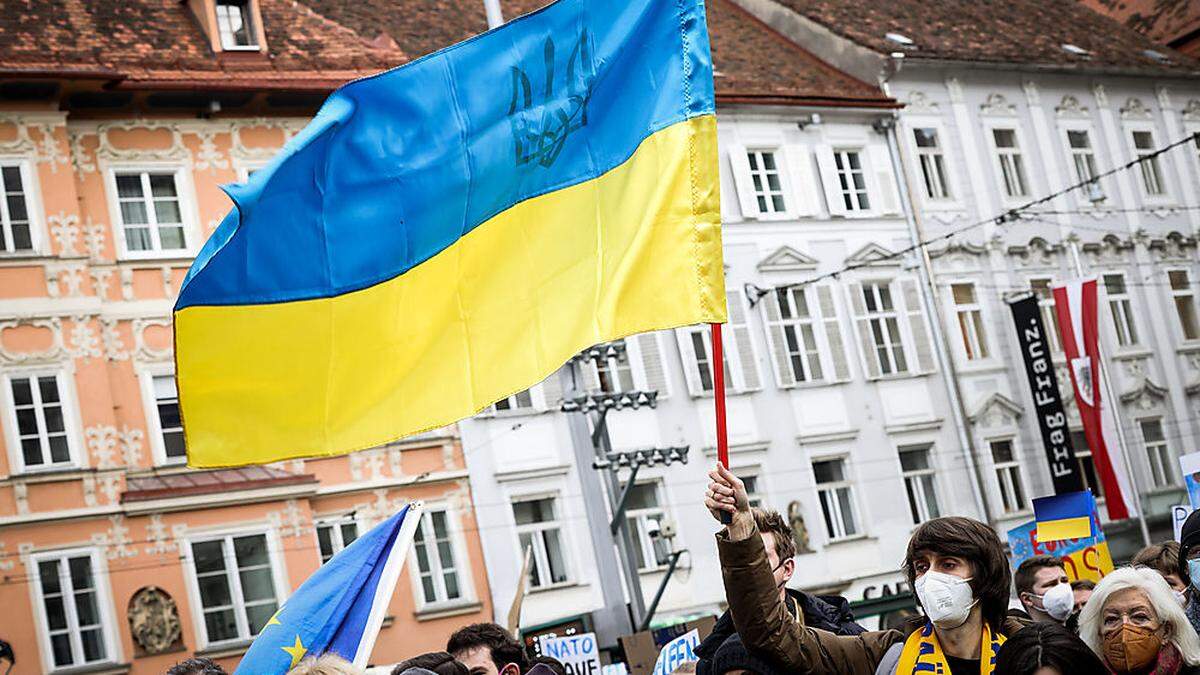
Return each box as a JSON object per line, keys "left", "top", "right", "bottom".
{"left": 286, "top": 654, "right": 362, "bottom": 675}
{"left": 751, "top": 507, "right": 795, "bottom": 601}
{"left": 706, "top": 633, "right": 784, "bottom": 675}
{"left": 447, "top": 623, "right": 529, "bottom": 675}
{"left": 1014, "top": 555, "right": 1073, "bottom": 624}
{"left": 393, "top": 652, "right": 470, "bottom": 675}
{"left": 1133, "top": 541, "right": 1187, "bottom": 602}
{"left": 1179, "top": 511, "right": 1200, "bottom": 594}
{"left": 1078, "top": 567, "right": 1200, "bottom": 674}
{"left": 1072, "top": 578, "right": 1097, "bottom": 613}
{"left": 903, "top": 516, "right": 1012, "bottom": 633}
{"left": 527, "top": 656, "right": 566, "bottom": 675}
{"left": 993, "top": 622, "right": 1108, "bottom": 675}
{"left": 166, "top": 657, "right": 228, "bottom": 675}
{"left": 670, "top": 662, "right": 697, "bottom": 675}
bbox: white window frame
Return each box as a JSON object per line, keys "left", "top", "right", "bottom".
{"left": 511, "top": 493, "right": 573, "bottom": 590}
{"left": 1125, "top": 124, "right": 1173, "bottom": 204}
{"left": 830, "top": 147, "right": 872, "bottom": 213}
{"left": 948, "top": 281, "right": 991, "bottom": 362}
{"left": 858, "top": 279, "right": 908, "bottom": 376}
{"left": 137, "top": 366, "right": 185, "bottom": 466}
{"left": 408, "top": 504, "right": 475, "bottom": 612}
{"left": 1168, "top": 268, "right": 1200, "bottom": 343}
{"left": 1101, "top": 272, "right": 1140, "bottom": 349}
{"left": 625, "top": 482, "right": 673, "bottom": 572}
{"left": 214, "top": 0, "right": 261, "bottom": 51}
{"left": 486, "top": 384, "right": 546, "bottom": 415}
{"left": 898, "top": 444, "right": 941, "bottom": 525}
{"left": 1057, "top": 122, "right": 1105, "bottom": 208}
{"left": 2, "top": 367, "right": 83, "bottom": 474}
{"left": 988, "top": 437, "right": 1029, "bottom": 514}
{"left": 676, "top": 324, "right": 736, "bottom": 394}
{"left": 236, "top": 160, "right": 270, "bottom": 183}
{"left": 0, "top": 158, "right": 45, "bottom": 257}
{"left": 745, "top": 148, "right": 789, "bottom": 216}
{"left": 1139, "top": 417, "right": 1175, "bottom": 489}
{"left": 902, "top": 118, "right": 961, "bottom": 211}
{"left": 315, "top": 515, "right": 360, "bottom": 564}
{"left": 811, "top": 455, "right": 861, "bottom": 542}
{"left": 911, "top": 126, "right": 953, "bottom": 203}
{"left": 735, "top": 468, "right": 766, "bottom": 509}
{"left": 1028, "top": 277, "right": 1063, "bottom": 355}
{"left": 28, "top": 547, "right": 121, "bottom": 672}
{"left": 765, "top": 286, "right": 828, "bottom": 385}
{"left": 104, "top": 164, "right": 199, "bottom": 261}
{"left": 182, "top": 527, "right": 288, "bottom": 650}
{"left": 986, "top": 124, "right": 1031, "bottom": 202}
{"left": 586, "top": 339, "right": 639, "bottom": 394}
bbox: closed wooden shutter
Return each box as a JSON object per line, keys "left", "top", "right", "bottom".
{"left": 727, "top": 290, "right": 761, "bottom": 391}
{"left": 761, "top": 289, "right": 798, "bottom": 387}
{"left": 847, "top": 282, "right": 882, "bottom": 379}
{"left": 900, "top": 278, "right": 936, "bottom": 374}
{"left": 816, "top": 284, "right": 851, "bottom": 381}
{"left": 726, "top": 143, "right": 759, "bottom": 220}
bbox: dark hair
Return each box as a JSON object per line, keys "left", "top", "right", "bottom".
{"left": 903, "top": 517, "right": 1011, "bottom": 631}
{"left": 1070, "top": 578, "right": 1096, "bottom": 591}
{"left": 529, "top": 656, "right": 568, "bottom": 675}
{"left": 393, "top": 652, "right": 469, "bottom": 675}
{"left": 166, "top": 657, "right": 228, "bottom": 675}
{"left": 447, "top": 623, "right": 528, "bottom": 672}
{"left": 1013, "top": 555, "right": 1065, "bottom": 596}
{"left": 994, "top": 623, "right": 1107, "bottom": 675}
{"left": 751, "top": 507, "right": 796, "bottom": 561}
{"left": 1133, "top": 541, "right": 1181, "bottom": 579}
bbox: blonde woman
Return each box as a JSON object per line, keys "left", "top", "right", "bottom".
{"left": 1078, "top": 567, "right": 1200, "bottom": 674}
{"left": 286, "top": 654, "right": 363, "bottom": 675}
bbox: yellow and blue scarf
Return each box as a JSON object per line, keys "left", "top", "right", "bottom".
{"left": 896, "top": 621, "right": 1006, "bottom": 675}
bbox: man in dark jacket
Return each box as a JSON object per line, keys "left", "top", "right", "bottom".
{"left": 695, "top": 507, "right": 864, "bottom": 673}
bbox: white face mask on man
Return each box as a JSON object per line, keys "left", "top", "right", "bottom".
{"left": 1033, "top": 581, "right": 1075, "bottom": 621}
{"left": 915, "top": 570, "right": 977, "bottom": 629}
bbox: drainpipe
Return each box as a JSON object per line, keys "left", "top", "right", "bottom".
{"left": 879, "top": 114, "right": 994, "bottom": 524}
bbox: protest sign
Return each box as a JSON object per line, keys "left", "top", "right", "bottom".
{"left": 1008, "top": 512, "right": 1113, "bottom": 583}
{"left": 541, "top": 633, "right": 601, "bottom": 675}
{"left": 652, "top": 630, "right": 700, "bottom": 675}
{"left": 1175, "top": 505, "right": 1192, "bottom": 542}
{"left": 1180, "top": 452, "right": 1200, "bottom": 510}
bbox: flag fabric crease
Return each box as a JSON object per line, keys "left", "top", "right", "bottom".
{"left": 173, "top": 0, "right": 724, "bottom": 467}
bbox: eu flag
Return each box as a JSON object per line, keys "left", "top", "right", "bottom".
{"left": 235, "top": 504, "right": 422, "bottom": 673}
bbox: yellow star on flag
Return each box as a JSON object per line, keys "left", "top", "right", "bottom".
{"left": 266, "top": 608, "right": 283, "bottom": 628}
{"left": 281, "top": 635, "right": 307, "bottom": 668}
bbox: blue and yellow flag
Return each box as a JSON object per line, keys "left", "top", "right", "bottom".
{"left": 1034, "top": 490, "right": 1097, "bottom": 542}
{"left": 235, "top": 505, "right": 421, "bottom": 673}
{"left": 174, "top": 0, "right": 723, "bottom": 467}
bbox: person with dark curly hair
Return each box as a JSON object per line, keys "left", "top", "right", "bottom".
{"left": 705, "top": 463, "right": 1028, "bottom": 674}
{"left": 165, "top": 657, "right": 228, "bottom": 675}
{"left": 993, "top": 623, "right": 1107, "bottom": 675}
{"left": 447, "top": 623, "right": 529, "bottom": 675}
{"left": 393, "top": 651, "right": 470, "bottom": 675}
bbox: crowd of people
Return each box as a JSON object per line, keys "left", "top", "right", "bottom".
{"left": 704, "top": 463, "right": 1200, "bottom": 674}
{"left": 158, "top": 463, "right": 1200, "bottom": 675}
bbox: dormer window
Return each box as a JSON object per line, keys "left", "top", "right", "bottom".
{"left": 216, "top": 0, "right": 258, "bottom": 50}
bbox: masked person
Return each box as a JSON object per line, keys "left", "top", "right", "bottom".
{"left": 1134, "top": 541, "right": 1189, "bottom": 608}
{"left": 1077, "top": 567, "right": 1200, "bottom": 674}
{"left": 705, "top": 464, "right": 1026, "bottom": 675}
{"left": 1013, "top": 556, "right": 1075, "bottom": 625}
{"left": 1179, "top": 512, "right": 1200, "bottom": 635}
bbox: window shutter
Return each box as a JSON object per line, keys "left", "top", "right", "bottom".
{"left": 781, "top": 145, "right": 821, "bottom": 218}
{"left": 726, "top": 143, "right": 759, "bottom": 220}
{"left": 815, "top": 284, "right": 851, "bottom": 381}
{"left": 847, "top": 282, "right": 882, "bottom": 379}
{"left": 540, "top": 368, "right": 563, "bottom": 410}
{"left": 761, "top": 291, "right": 797, "bottom": 387}
{"left": 900, "top": 278, "right": 936, "bottom": 374}
{"left": 867, "top": 144, "right": 902, "bottom": 215}
{"left": 813, "top": 144, "right": 847, "bottom": 217}
{"left": 635, "top": 332, "right": 670, "bottom": 397}
{"left": 673, "top": 328, "right": 707, "bottom": 397}
{"left": 727, "top": 290, "right": 761, "bottom": 391}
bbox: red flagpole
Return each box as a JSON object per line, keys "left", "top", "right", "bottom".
{"left": 711, "top": 323, "right": 729, "bottom": 468}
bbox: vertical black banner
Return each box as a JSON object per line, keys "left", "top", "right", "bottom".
{"left": 1008, "top": 295, "right": 1085, "bottom": 494}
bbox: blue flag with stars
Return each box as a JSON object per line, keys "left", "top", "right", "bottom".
{"left": 235, "top": 504, "right": 422, "bottom": 673}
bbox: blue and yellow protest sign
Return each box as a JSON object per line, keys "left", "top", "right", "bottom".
{"left": 1033, "top": 490, "right": 1096, "bottom": 541}
{"left": 1008, "top": 503, "right": 1113, "bottom": 583}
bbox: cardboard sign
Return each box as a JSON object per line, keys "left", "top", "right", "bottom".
{"left": 1175, "top": 505, "right": 1192, "bottom": 542}
{"left": 540, "top": 632, "right": 601, "bottom": 675}
{"left": 652, "top": 630, "right": 700, "bottom": 675}
{"left": 620, "top": 617, "right": 715, "bottom": 675}
{"left": 1008, "top": 514, "right": 1113, "bottom": 583}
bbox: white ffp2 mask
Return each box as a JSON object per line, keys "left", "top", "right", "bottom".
{"left": 1036, "top": 581, "right": 1075, "bottom": 621}
{"left": 915, "top": 571, "right": 977, "bottom": 629}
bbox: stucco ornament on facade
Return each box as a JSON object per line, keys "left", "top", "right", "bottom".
{"left": 144, "top": 514, "right": 176, "bottom": 555}
{"left": 132, "top": 317, "right": 173, "bottom": 362}
{"left": 99, "top": 317, "right": 128, "bottom": 360}
{"left": 1007, "top": 237, "right": 1062, "bottom": 268}
{"left": 95, "top": 120, "right": 190, "bottom": 163}
{"left": 0, "top": 114, "right": 38, "bottom": 154}
{"left": 1120, "top": 97, "right": 1154, "bottom": 120}
{"left": 49, "top": 212, "right": 82, "bottom": 257}
{"left": 99, "top": 472, "right": 121, "bottom": 504}
{"left": 0, "top": 542, "right": 14, "bottom": 572}
{"left": 1183, "top": 100, "right": 1200, "bottom": 122}
{"left": 127, "top": 586, "right": 183, "bottom": 655}
{"left": 67, "top": 315, "right": 102, "bottom": 360}
{"left": 228, "top": 117, "right": 301, "bottom": 163}
{"left": 192, "top": 127, "right": 230, "bottom": 172}
{"left": 120, "top": 426, "right": 144, "bottom": 466}
{"left": 1121, "top": 379, "right": 1168, "bottom": 412}
{"left": 1055, "top": 95, "right": 1089, "bottom": 119}
{"left": 92, "top": 514, "right": 137, "bottom": 560}
{"left": 84, "top": 216, "right": 107, "bottom": 260}
{"left": 32, "top": 124, "right": 69, "bottom": 173}
{"left": 87, "top": 424, "right": 120, "bottom": 469}
{"left": 905, "top": 91, "right": 939, "bottom": 114}
{"left": 68, "top": 130, "right": 97, "bottom": 173}
{"left": 268, "top": 499, "right": 307, "bottom": 539}
{"left": 980, "top": 93, "right": 1017, "bottom": 117}
{"left": 0, "top": 317, "right": 67, "bottom": 364}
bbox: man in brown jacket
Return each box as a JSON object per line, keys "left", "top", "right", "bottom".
{"left": 705, "top": 464, "right": 1025, "bottom": 675}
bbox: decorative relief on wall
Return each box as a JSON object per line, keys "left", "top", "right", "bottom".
{"left": 1093, "top": 85, "right": 1109, "bottom": 108}
{"left": 1121, "top": 378, "right": 1168, "bottom": 412}
{"left": 1148, "top": 232, "right": 1198, "bottom": 262}
{"left": 1007, "top": 237, "right": 1062, "bottom": 268}
{"left": 906, "top": 91, "right": 939, "bottom": 114}
{"left": 99, "top": 318, "right": 128, "bottom": 361}
{"left": 192, "top": 127, "right": 229, "bottom": 172}
{"left": 268, "top": 499, "right": 307, "bottom": 539}
{"left": 67, "top": 315, "right": 102, "bottom": 360}
{"left": 1183, "top": 100, "right": 1200, "bottom": 122}
{"left": 87, "top": 425, "right": 120, "bottom": 469}
{"left": 132, "top": 317, "right": 173, "bottom": 362}
{"left": 99, "top": 473, "right": 121, "bottom": 504}
{"left": 1022, "top": 81, "right": 1041, "bottom": 106}
{"left": 1120, "top": 97, "right": 1154, "bottom": 120}
{"left": 69, "top": 131, "right": 97, "bottom": 173}
{"left": 144, "top": 514, "right": 176, "bottom": 555}
{"left": 32, "top": 124, "right": 68, "bottom": 172}
{"left": 980, "top": 93, "right": 1017, "bottom": 116}
{"left": 0, "top": 114, "right": 38, "bottom": 154}
{"left": 120, "top": 426, "right": 144, "bottom": 467}
{"left": 127, "top": 586, "right": 183, "bottom": 656}
{"left": 968, "top": 392, "right": 1023, "bottom": 429}
{"left": 1055, "top": 95, "right": 1089, "bottom": 119}
{"left": 49, "top": 213, "right": 81, "bottom": 257}
{"left": 92, "top": 514, "right": 137, "bottom": 560}
{"left": 84, "top": 217, "right": 107, "bottom": 260}
{"left": 1081, "top": 234, "right": 1134, "bottom": 265}
{"left": 0, "top": 317, "right": 67, "bottom": 364}
{"left": 95, "top": 120, "right": 190, "bottom": 163}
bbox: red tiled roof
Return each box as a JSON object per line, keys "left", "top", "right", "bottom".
{"left": 768, "top": 0, "right": 1200, "bottom": 74}
{"left": 1077, "top": 0, "right": 1200, "bottom": 54}
{"left": 121, "top": 466, "right": 315, "bottom": 503}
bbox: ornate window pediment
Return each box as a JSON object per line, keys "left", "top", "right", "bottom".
{"left": 980, "top": 93, "right": 1017, "bottom": 117}
{"left": 844, "top": 242, "right": 901, "bottom": 267}
{"left": 1055, "top": 95, "right": 1090, "bottom": 119}
{"left": 1120, "top": 97, "right": 1154, "bottom": 120}
{"left": 969, "top": 392, "right": 1023, "bottom": 429}
{"left": 1120, "top": 378, "right": 1167, "bottom": 412}
{"left": 757, "top": 245, "right": 819, "bottom": 272}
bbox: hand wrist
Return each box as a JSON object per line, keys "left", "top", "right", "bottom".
{"left": 725, "top": 510, "right": 755, "bottom": 541}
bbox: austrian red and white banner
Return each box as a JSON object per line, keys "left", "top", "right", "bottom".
{"left": 1052, "top": 278, "right": 1138, "bottom": 520}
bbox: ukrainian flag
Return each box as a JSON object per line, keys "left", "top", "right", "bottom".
{"left": 1034, "top": 491, "right": 1097, "bottom": 542}
{"left": 174, "top": 0, "right": 724, "bottom": 467}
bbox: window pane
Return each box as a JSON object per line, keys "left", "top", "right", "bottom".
{"left": 80, "top": 627, "right": 105, "bottom": 662}
{"left": 125, "top": 227, "right": 152, "bottom": 251}
{"left": 1, "top": 165, "right": 23, "bottom": 190}
{"left": 626, "top": 484, "right": 659, "bottom": 510}
{"left": 914, "top": 128, "right": 938, "bottom": 147}
{"left": 233, "top": 535, "right": 268, "bottom": 567}
{"left": 205, "top": 608, "right": 240, "bottom": 643}
{"left": 1103, "top": 274, "right": 1126, "bottom": 294}
{"left": 115, "top": 174, "right": 144, "bottom": 199}
{"left": 317, "top": 526, "right": 334, "bottom": 562}
{"left": 993, "top": 129, "right": 1016, "bottom": 147}
{"left": 1170, "top": 270, "right": 1190, "bottom": 290}
{"left": 192, "top": 541, "right": 227, "bottom": 574}
{"left": 21, "top": 438, "right": 42, "bottom": 466}
{"left": 238, "top": 568, "right": 275, "bottom": 603}
{"left": 39, "top": 376, "right": 60, "bottom": 403}
{"left": 837, "top": 488, "right": 857, "bottom": 535}
{"left": 158, "top": 226, "right": 186, "bottom": 250}
{"left": 197, "top": 575, "right": 233, "bottom": 608}
{"left": 246, "top": 601, "right": 278, "bottom": 635}
{"left": 1142, "top": 419, "right": 1165, "bottom": 443}
{"left": 68, "top": 556, "right": 93, "bottom": 590}
{"left": 1067, "top": 130, "right": 1090, "bottom": 149}
{"left": 16, "top": 407, "right": 38, "bottom": 435}
{"left": 48, "top": 435, "right": 70, "bottom": 463}
{"left": 154, "top": 199, "right": 182, "bottom": 224}
{"left": 148, "top": 174, "right": 178, "bottom": 198}
{"left": 7, "top": 193, "right": 27, "bottom": 222}
{"left": 899, "top": 446, "right": 930, "bottom": 471}
{"left": 45, "top": 595, "right": 68, "bottom": 630}
{"left": 39, "top": 559, "right": 61, "bottom": 594}
{"left": 544, "top": 529, "right": 568, "bottom": 583}
{"left": 75, "top": 590, "right": 100, "bottom": 626}
{"left": 341, "top": 523, "right": 358, "bottom": 546}
{"left": 51, "top": 633, "right": 72, "bottom": 667}
{"left": 119, "top": 201, "right": 148, "bottom": 226}
{"left": 1133, "top": 131, "right": 1154, "bottom": 150}
{"left": 813, "top": 459, "right": 843, "bottom": 483}
{"left": 43, "top": 405, "right": 64, "bottom": 433}
{"left": 991, "top": 440, "right": 1014, "bottom": 463}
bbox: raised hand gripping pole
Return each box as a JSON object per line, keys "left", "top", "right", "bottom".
{"left": 712, "top": 323, "right": 731, "bottom": 524}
